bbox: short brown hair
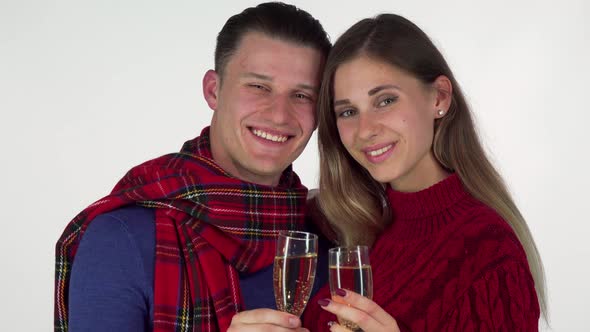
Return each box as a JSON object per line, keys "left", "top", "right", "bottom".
{"left": 214, "top": 2, "right": 331, "bottom": 78}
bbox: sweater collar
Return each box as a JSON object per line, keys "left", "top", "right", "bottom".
{"left": 386, "top": 173, "right": 467, "bottom": 221}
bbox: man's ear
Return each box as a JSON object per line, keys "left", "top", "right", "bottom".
{"left": 202, "top": 69, "right": 220, "bottom": 111}
{"left": 432, "top": 75, "right": 453, "bottom": 118}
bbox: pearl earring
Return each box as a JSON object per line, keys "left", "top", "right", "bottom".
{"left": 438, "top": 110, "right": 445, "bottom": 116}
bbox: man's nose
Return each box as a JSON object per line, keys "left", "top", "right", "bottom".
{"left": 267, "top": 94, "right": 293, "bottom": 124}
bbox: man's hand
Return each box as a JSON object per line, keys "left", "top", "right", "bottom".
{"left": 228, "top": 308, "right": 309, "bottom": 332}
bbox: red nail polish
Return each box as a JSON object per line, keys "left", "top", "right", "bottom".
{"left": 336, "top": 288, "right": 347, "bottom": 297}
{"left": 318, "top": 298, "right": 330, "bottom": 307}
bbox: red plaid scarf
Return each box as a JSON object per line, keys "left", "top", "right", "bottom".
{"left": 54, "top": 127, "right": 308, "bottom": 331}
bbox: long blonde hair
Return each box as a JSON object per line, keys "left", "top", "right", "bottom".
{"left": 317, "top": 14, "right": 547, "bottom": 320}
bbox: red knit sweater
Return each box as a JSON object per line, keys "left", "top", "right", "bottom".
{"left": 303, "top": 174, "right": 540, "bottom": 331}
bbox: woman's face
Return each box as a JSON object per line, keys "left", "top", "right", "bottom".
{"left": 333, "top": 56, "right": 449, "bottom": 192}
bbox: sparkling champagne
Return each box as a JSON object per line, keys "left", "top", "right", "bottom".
{"left": 273, "top": 254, "right": 317, "bottom": 316}
{"left": 329, "top": 264, "right": 373, "bottom": 331}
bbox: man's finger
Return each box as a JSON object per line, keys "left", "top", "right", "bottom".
{"left": 231, "top": 308, "right": 301, "bottom": 328}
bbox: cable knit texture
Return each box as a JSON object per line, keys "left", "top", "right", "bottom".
{"left": 303, "top": 174, "right": 540, "bottom": 331}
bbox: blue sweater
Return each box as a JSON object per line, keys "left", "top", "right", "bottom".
{"left": 68, "top": 205, "right": 329, "bottom": 331}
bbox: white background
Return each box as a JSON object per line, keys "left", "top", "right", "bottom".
{"left": 1, "top": 0, "right": 588, "bottom": 330}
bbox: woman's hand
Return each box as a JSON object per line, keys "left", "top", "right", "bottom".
{"left": 227, "top": 308, "right": 309, "bottom": 332}
{"left": 317, "top": 289, "right": 400, "bottom": 332}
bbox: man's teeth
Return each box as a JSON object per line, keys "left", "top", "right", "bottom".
{"left": 252, "top": 129, "right": 288, "bottom": 142}
{"left": 368, "top": 145, "right": 392, "bottom": 157}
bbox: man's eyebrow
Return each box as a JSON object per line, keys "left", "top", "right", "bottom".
{"left": 241, "top": 72, "right": 273, "bottom": 81}
{"left": 296, "top": 83, "right": 317, "bottom": 92}
{"left": 368, "top": 84, "right": 401, "bottom": 96}
{"left": 242, "top": 72, "right": 317, "bottom": 92}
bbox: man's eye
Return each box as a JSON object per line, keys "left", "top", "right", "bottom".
{"left": 249, "top": 84, "right": 268, "bottom": 91}
{"left": 294, "top": 93, "right": 313, "bottom": 101}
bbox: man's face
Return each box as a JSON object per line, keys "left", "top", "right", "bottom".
{"left": 204, "top": 32, "right": 324, "bottom": 186}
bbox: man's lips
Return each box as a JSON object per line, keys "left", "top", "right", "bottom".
{"left": 249, "top": 127, "right": 291, "bottom": 143}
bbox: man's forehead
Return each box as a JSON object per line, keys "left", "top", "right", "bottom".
{"left": 234, "top": 31, "right": 323, "bottom": 61}
{"left": 224, "top": 33, "right": 323, "bottom": 86}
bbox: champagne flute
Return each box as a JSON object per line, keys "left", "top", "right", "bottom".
{"left": 273, "top": 230, "right": 318, "bottom": 316}
{"left": 329, "top": 245, "right": 373, "bottom": 331}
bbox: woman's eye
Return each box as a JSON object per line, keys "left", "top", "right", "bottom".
{"left": 378, "top": 97, "right": 397, "bottom": 107}
{"left": 337, "top": 109, "right": 356, "bottom": 118}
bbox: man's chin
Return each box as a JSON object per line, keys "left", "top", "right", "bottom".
{"left": 245, "top": 160, "right": 293, "bottom": 184}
